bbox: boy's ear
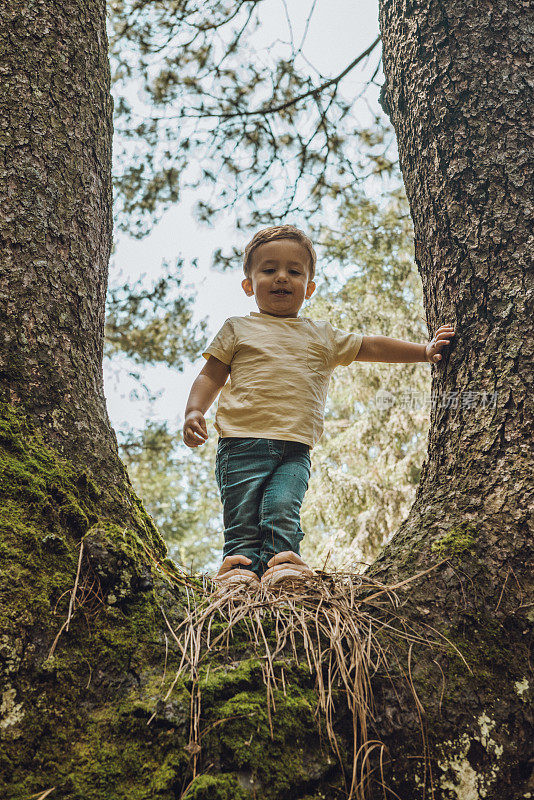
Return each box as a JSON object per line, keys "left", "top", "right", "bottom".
{"left": 305, "top": 281, "right": 316, "bottom": 299}
{"left": 242, "top": 277, "right": 254, "bottom": 297}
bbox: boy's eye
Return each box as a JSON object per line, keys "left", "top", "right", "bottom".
{"left": 262, "top": 268, "right": 302, "bottom": 274}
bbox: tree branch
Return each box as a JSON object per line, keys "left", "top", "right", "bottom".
{"left": 179, "top": 35, "right": 381, "bottom": 120}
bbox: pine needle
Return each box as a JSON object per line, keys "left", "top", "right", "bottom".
{"left": 154, "top": 566, "right": 461, "bottom": 800}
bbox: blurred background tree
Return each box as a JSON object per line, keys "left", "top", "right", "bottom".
{"left": 103, "top": 1, "right": 429, "bottom": 574}
{"left": 107, "top": 0, "right": 386, "bottom": 240}
{"left": 119, "top": 420, "right": 223, "bottom": 571}
{"left": 113, "top": 178, "right": 430, "bottom": 573}
{"left": 300, "top": 184, "right": 428, "bottom": 570}
{"left": 105, "top": 267, "right": 208, "bottom": 371}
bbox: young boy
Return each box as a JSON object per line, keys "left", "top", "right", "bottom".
{"left": 183, "top": 225, "right": 455, "bottom": 588}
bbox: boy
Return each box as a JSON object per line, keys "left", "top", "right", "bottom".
{"left": 183, "top": 225, "right": 455, "bottom": 588}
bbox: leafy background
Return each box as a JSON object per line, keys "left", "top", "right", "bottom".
{"left": 103, "top": 0, "right": 431, "bottom": 574}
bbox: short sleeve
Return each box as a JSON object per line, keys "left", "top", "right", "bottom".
{"left": 330, "top": 326, "right": 363, "bottom": 367}
{"left": 202, "top": 318, "right": 236, "bottom": 365}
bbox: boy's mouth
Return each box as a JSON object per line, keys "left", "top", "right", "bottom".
{"left": 271, "top": 289, "right": 291, "bottom": 295}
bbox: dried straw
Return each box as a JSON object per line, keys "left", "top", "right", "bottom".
{"left": 154, "top": 565, "right": 462, "bottom": 800}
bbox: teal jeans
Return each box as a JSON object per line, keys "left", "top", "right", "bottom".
{"left": 215, "top": 437, "right": 312, "bottom": 577}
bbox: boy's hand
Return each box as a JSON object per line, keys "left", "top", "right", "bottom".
{"left": 425, "top": 325, "right": 455, "bottom": 364}
{"left": 183, "top": 411, "right": 208, "bottom": 448}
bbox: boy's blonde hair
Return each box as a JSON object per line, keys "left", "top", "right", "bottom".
{"left": 243, "top": 225, "right": 317, "bottom": 281}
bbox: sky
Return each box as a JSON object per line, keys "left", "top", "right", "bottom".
{"left": 105, "top": 0, "right": 382, "bottom": 436}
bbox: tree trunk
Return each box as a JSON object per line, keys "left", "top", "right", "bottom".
{"left": 0, "top": 2, "right": 532, "bottom": 800}
{"left": 371, "top": 0, "right": 534, "bottom": 795}
{"left": 0, "top": 0, "right": 123, "bottom": 489}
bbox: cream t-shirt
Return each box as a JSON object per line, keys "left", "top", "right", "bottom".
{"left": 202, "top": 311, "right": 363, "bottom": 449}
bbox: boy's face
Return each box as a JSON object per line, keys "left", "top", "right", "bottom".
{"left": 241, "top": 239, "right": 316, "bottom": 318}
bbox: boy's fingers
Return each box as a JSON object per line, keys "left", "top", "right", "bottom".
{"left": 185, "top": 424, "right": 207, "bottom": 444}
{"left": 183, "top": 431, "right": 207, "bottom": 447}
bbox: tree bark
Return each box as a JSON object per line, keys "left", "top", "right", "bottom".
{"left": 0, "top": 1, "right": 532, "bottom": 799}
{"left": 0, "top": 0, "right": 123, "bottom": 489}
{"left": 371, "top": 0, "right": 534, "bottom": 795}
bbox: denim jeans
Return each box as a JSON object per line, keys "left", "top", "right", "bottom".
{"left": 215, "top": 437, "right": 312, "bottom": 578}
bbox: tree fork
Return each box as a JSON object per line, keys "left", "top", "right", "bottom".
{"left": 0, "top": 0, "right": 532, "bottom": 798}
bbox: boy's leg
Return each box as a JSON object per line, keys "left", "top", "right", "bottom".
{"left": 258, "top": 440, "right": 311, "bottom": 577}
{"left": 215, "top": 437, "right": 279, "bottom": 577}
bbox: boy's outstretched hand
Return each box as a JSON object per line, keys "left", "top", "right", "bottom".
{"left": 425, "top": 325, "right": 455, "bottom": 364}
{"left": 183, "top": 410, "right": 209, "bottom": 448}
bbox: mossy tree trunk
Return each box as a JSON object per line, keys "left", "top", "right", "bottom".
{"left": 0, "top": 0, "right": 123, "bottom": 490}
{"left": 372, "top": 0, "right": 533, "bottom": 795}
{"left": 0, "top": 2, "right": 532, "bottom": 800}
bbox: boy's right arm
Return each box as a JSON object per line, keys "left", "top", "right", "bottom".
{"left": 183, "top": 356, "right": 230, "bottom": 448}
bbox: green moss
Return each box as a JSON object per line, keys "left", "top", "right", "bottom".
{"left": 0, "top": 403, "right": 168, "bottom": 617}
{"left": 205, "top": 672, "right": 338, "bottom": 795}
{"left": 198, "top": 658, "right": 264, "bottom": 701}
{"left": 0, "top": 403, "right": 182, "bottom": 797}
{"left": 0, "top": 402, "right": 347, "bottom": 800}
{"left": 431, "top": 522, "right": 477, "bottom": 556}
{"left": 0, "top": 402, "right": 166, "bottom": 558}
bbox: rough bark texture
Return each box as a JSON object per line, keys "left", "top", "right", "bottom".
{"left": 372, "top": 0, "right": 534, "bottom": 795}
{"left": 377, "top": 0, "right": 533, "bottom": 563}
{"left": 0, "top": 0, "right": 122, "bottom": 488}
{"left": 0, "top": 1, "right": 533, "bottom": 799}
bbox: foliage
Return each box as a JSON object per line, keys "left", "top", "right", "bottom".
{"left": 119, "top": 181, "right": 430, "bottom": 574}
{"left": 120, "top": 420, "right": 224, "bottom": 572}
{"left": 107, "top": 0, "right": 391, "bottom": 240}
{"left": 300, "top": 184, "right": 429, "bottom": 568}
{"left": 105, "top": 266, "right": 208, "bottom": 370}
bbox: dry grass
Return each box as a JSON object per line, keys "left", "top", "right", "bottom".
{"left": 44, "top": 538, "right": 464, "bottom": 798}
{"left": 47, "top": 541, "right": 106, "bottom": 662}
{"left": 153, "top": 564, "right": 463, "bottom": 800}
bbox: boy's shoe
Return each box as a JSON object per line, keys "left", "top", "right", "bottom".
{"left": 212, "top": 572, "right": 260, "bottom": 594}
{"left": 261, "top": 563, "right": 315, "bottom": 589}
{"left": 212, "top": 554, "right": 260, "bottom": 594}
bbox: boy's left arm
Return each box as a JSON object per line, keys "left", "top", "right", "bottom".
{"left": 355, "top": 325, "right": 455, "bottom": 364}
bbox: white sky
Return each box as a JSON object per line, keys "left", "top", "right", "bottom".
{"left": 105, "top": 0, "right": 382, "bottom": 435}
